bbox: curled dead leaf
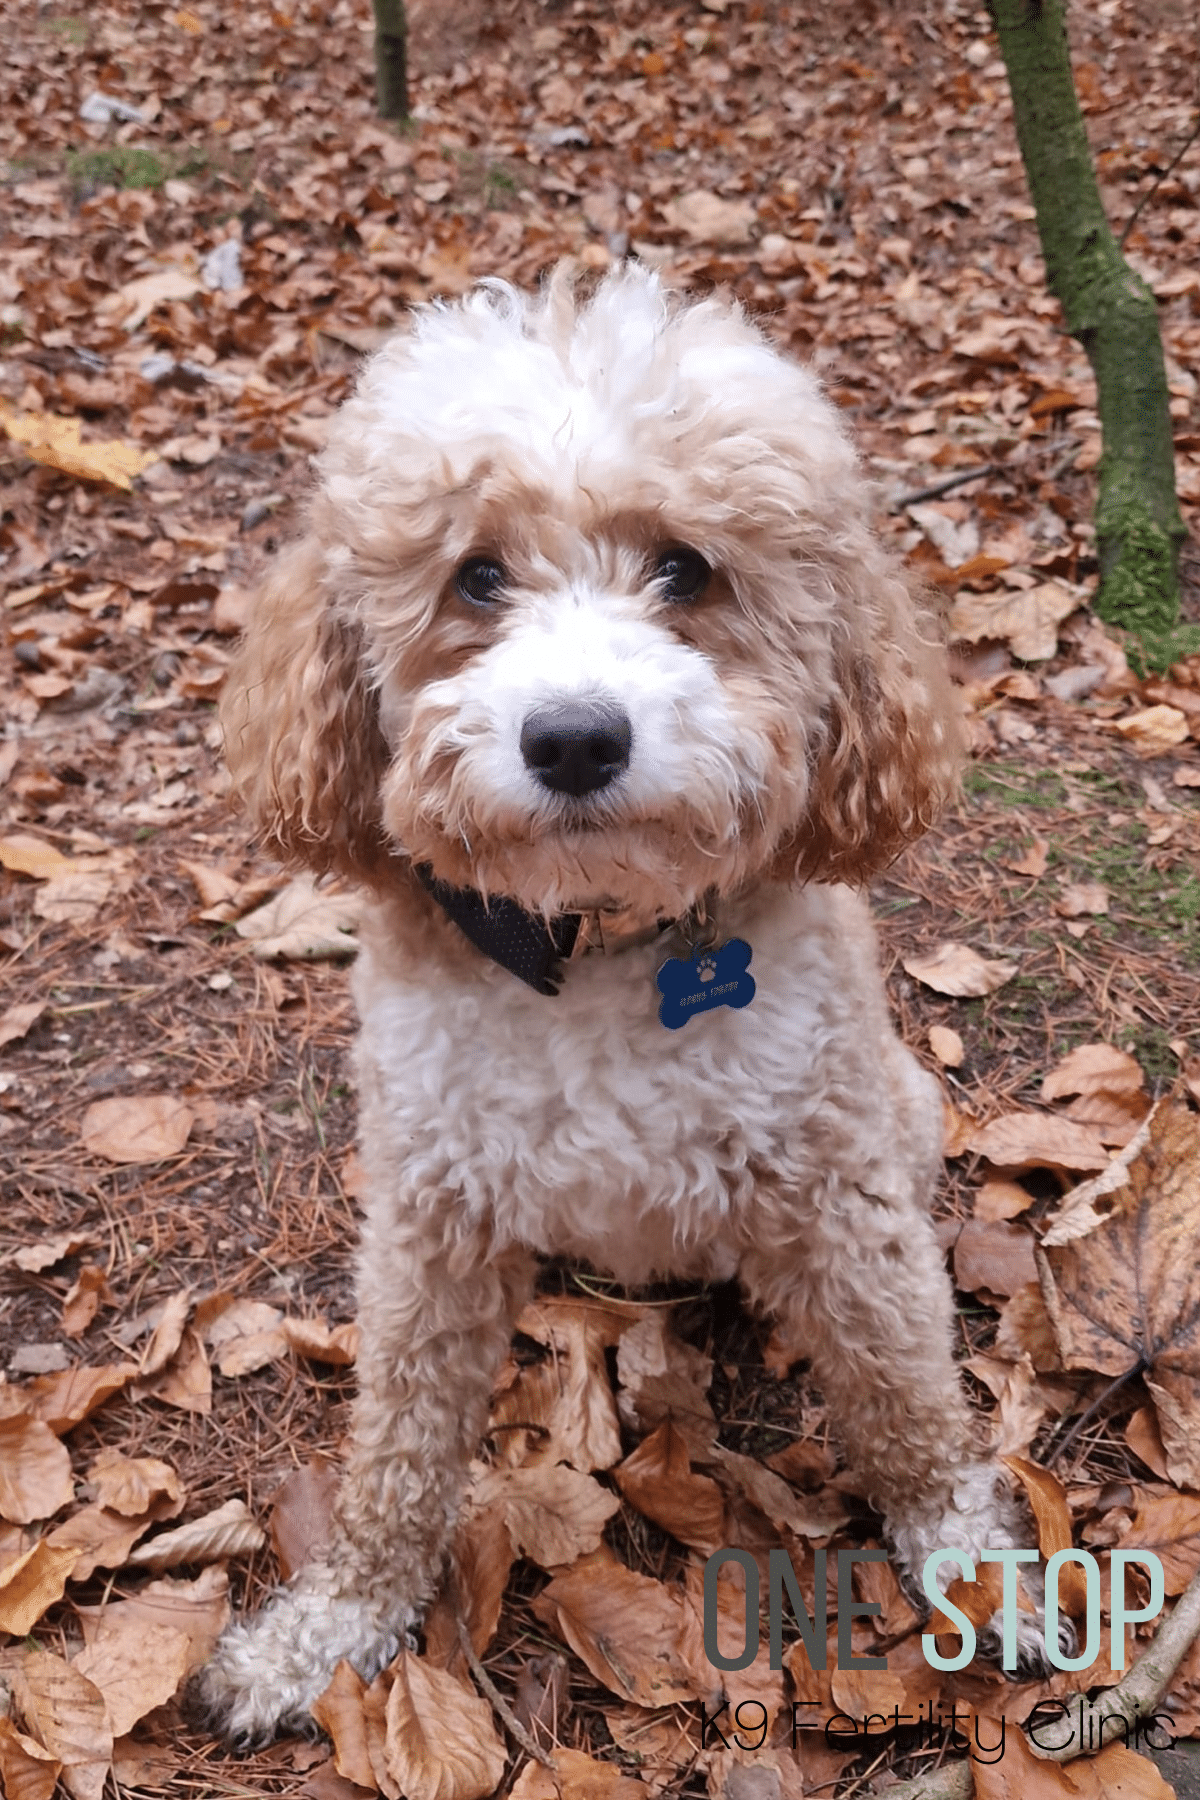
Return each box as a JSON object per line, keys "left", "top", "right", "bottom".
{"left": 72, "top": 1615, "right": 192, "bottom": 1736}
{"left": 382, "top": 1651, "right": 507, "bottom": 1800}
{"left": 615, "top": 1421, "right": 726, "bottom": 1553}
{"left": 0, "top": 1539, "right": 81, "bottom": 1634}
{"left": 0, "top": 1415, "right": 75, "bottom": 1524}
{"left": 1042, "top": 1043, "right": 1145, "bottom": 1102}
{"left": 81, "top": 1095, "right": 194, "bottom": 1166}
{"left": 125, "top": 1497, "right": 265, "bottom": 1572}
{"left": 903, "top": 942, "right": 1018, "bottom": 997}
{"left": 1039, "top": 1099, "right": 1200, "bottom": 1489}
{"left": 236, "top": 874, "right": 360, "bottom": 960}
{"left": 532, "top": 1551, "right": 695, "bottom": 1707}
{"left": 967, "top": 1111, "right": 1109, "bottom": 1173}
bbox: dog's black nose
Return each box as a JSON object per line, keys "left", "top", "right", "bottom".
{"left": 520, "top": 701, "right": 632, "bottom": 797}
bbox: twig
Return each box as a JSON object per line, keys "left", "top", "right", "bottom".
{"left": 1119, "top": 113, "right": 1200, "bottom": 248}
{"left": 861, "top": 1564, "right": 1200, "bottom": 1798}
{"left": 890, "top": 465, "right": 997, "bottom": 511}
{"left": 1044, "top": 1359, "right": 1146, "bottom": 1468}
{"left": 455, "top": 1603, "right": 557, "bottom": 1770}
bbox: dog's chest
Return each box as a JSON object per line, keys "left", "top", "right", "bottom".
{"left": 355, "top": 888, "right": 864, "bottom": 1281}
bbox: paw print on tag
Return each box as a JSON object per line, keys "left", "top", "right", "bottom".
{"left": 656, "top": 937, "right": 755, "bottom": 1031}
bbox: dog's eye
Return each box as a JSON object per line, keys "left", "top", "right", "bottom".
{"left": 456, "top": 557, "right": 508, "bottom": 607}
{"left": 654, "top": 546, "right": 711, "bottom": 604}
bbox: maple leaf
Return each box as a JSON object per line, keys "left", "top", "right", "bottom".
{"left": 1037, "top": 1098, "right": 1200, "bottom": 1487}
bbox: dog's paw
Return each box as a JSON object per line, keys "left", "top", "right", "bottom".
{"left": 190, "top": 1581, "right": 411, "bottom": 1749}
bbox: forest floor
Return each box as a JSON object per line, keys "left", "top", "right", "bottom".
{"left": 2, "top": 0, "right": 1200, "bottom": 1797}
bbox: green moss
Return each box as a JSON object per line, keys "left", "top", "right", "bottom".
{"left": 65, "top": 144, "right": 209, "bottom": 193}
{"left": 962, "top": 763, "right": 1067, "bottom": 809}
{"left": 1095, "top": 506, "right": 1182, "bottom": 643}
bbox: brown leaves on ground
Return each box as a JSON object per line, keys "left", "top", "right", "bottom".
{"left": 1039, "top": 1097, "right": 1200, "bottom": 1487}
{"left": 314, "top": 1653, "right": 506, "bottom": 1800}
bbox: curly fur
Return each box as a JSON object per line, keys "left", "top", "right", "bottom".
{"left": 200, "top": 266, "right": 1055, "bottom": 1746}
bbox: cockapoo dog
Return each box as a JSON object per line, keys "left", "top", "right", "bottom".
{"left": 202, "top": 265, "right": 1055, "bottom": 1744}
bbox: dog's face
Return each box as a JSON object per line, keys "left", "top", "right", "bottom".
{"left": 223, "top": 268, "right": 958, "bottom": 916}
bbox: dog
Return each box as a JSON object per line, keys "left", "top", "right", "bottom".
{"left": 199, "top": 265, "right": 1058, "bottom": 1745}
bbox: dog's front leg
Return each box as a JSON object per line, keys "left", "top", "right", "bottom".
{"left": 740, "top": 1191, "right": 1063, "bottom": 1675}
{"left": 195, "top": 1210, "right": 533, "bottom": 1747}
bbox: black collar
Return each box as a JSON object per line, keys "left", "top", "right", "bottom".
{"left": 415, "top": 865, "right": 582, "bottom": 996}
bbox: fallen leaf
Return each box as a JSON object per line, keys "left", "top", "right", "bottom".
{"left": 514, "top": 1299, "right": 630, "bottom": 1471}
{"left": 106, "top": 266, "right": 202, "bottom": 331}
{"left": 0, "top": 1416, "right": 75, "bottom": 1523}
{"left": 382, "top": 1651, "right": 507, "bottom": 1800}
{"left": 615, "top": 1421, "right": 726, "bottom": 1553}
{"left": 614, "top": 1312, "right": 717, "bottom": 1461}
{"left": 1004, "top": 1457, "right": 1088, "bottom": 1614}
{"left": 81, "top": 1095, "right": 194, "bottom": 1165}
{"left": 136, "top": 1287, "right": 194, "bottom": 1377}
{"left": 0, "top": 402, "right": 157, "bottom": 490}
{"left": 0, "top": 835, "right": 75, "bottom": 879}
{"left": 270, "top": 1459, "right": 339, "bottom": 1579}
{"left": 28, "top": 1362, "right": 139, "bottom": 1433}
{"left": 87, "top": 1449, "right": 184, "bottom": 1518}
{"left": 7, "top": 1232, "right": 91, "bottom": 1273}
{"left": 46, "top": 1496, "right": 181, "bottom": 1582}
{"left": 903, "top": 942, "right": 1018, "bottom": 997}
{"left": 61, "top": 1266, "right": 109, "bottom": 1337}
{"left": 312, "top": 1662, "right": 381, "bottom": 1793}
{"left": 511, "top": 1748, "right": 647, "bottom": 1800}
{"left": 975, "top": 1179, "right": 1034, "bottom": 1222}
{"left": 1056, "top": 882, "right": 1109, "bottom": 917}
{"left": 283, "top": 1315, "right": 360, "bottom": 1364}
{"left": 424, "top": 1494, "right": 516, "bottom": 1672}
{"left": 1113, "top": 705, "right": 1189, "bottom": 755}
{"left": 949, "top": 580, "right": 1082, "bottom": 660}
{"left": 0, "top": 1539, "right": 81, "bottom": 1633}
{"left": 928, "top": 1024, "right": 965, "bottom": 1067}
{"left": 1042, "top": 1043, "right": 1145, "bottom": 1101}
{"left": 1038, "top": 1099, "right": 1200, "bottom": 1487}
{"left": 125, "top": 1497, "right": 265, "bottom": 1571}
{"left": 1125, "top": 1407, "right": 1170, "bottom": 1482}
{"left": 0, "top": 1001, "right": 45, "bottom": 1049}
{"left": 661, "top": 190, "right": 756, "bottom": 246}
{"left": 966, "top": 1352, "right": 1051, "bottom": 1458}
{"left": 72, "top": 1615, "right": 191, "bottom": 1735}
{"left": 202, "top": 1296, "right": 286, "bottom": 1375}
{"left": 482, "top": 1462, "right": 621, "bottom": 1569}
{"left": 532, "top": 1551, "right": 695, "bottom": 1707}
{"left": 973, "top": 1718, "right": 1172, "bottom": 1798}
{"left": 75, "top": 1566, "right": 230, "bottom": 1673}
{"left": 0, "top": 1717, "right": 61, "bottom": 1800}
{"left": 236, "top": 873, "right": 360, "bottom": 960}
{"left": 33, "top": 872, "right": 112, "bottom": 925}
{"left": 968, "top": 1112, "right": 1110, "bottom": 1173}
{"left": 1007, "top": 837, "right": 1049, "bottom": 877}
{"left": 1115, "top": 1490, "right": 1200, "bottom": 1594}
{"left": 953, "top": 1218, "right": 1037, "bottom": 1298}
{"left": 10, "top": 1650, "right": 112, "bottom": 1800}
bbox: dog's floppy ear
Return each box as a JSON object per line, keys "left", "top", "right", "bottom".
{"left": 779, "top": 563, "right": 962, "bottom": 886}
{"left": 220, "top": 536, "right": 390, "bottom": 882}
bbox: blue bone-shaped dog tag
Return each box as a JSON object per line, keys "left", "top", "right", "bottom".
{"left": 656, "top": 937, "right": 755, "bottom": 1030}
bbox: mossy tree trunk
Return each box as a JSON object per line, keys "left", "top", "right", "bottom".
{"left": 989, "top": 0, "right": 1186, "bottom": 651}
{"left": 372, "top": 0, "right": 408, "bottom": 121}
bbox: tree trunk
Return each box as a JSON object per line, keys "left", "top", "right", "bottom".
{"left": 989, "top": 0, "right": 1186, "bottom": 653}
{"left": 372, "top": 0, "right": 408, "bottom": 121}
